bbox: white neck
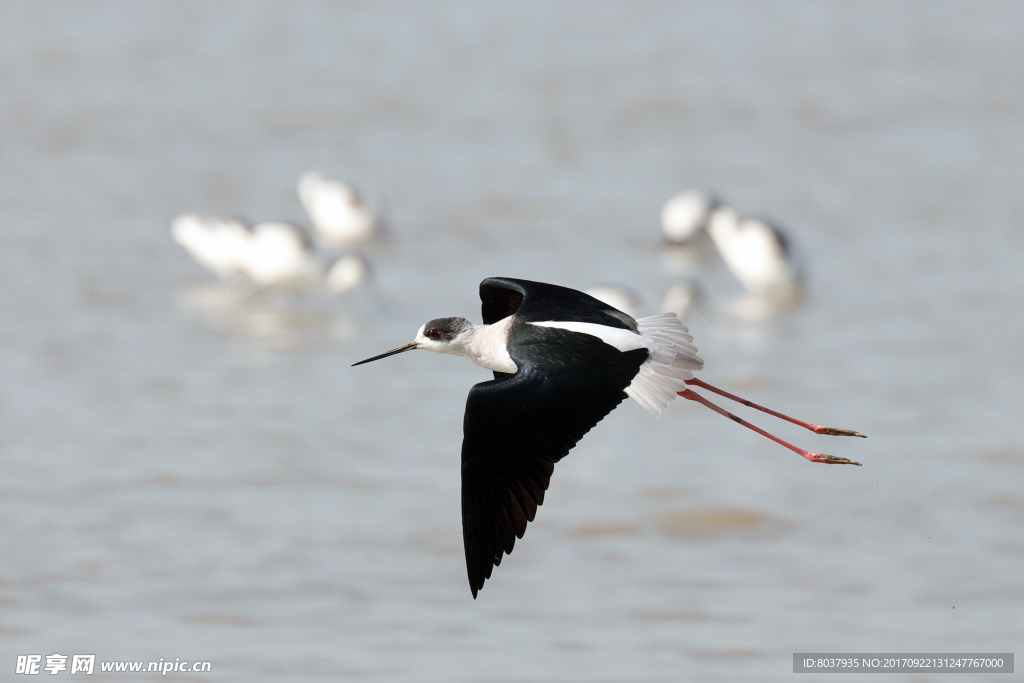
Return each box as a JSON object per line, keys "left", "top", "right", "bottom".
{"left": 451, "top": 317, "right": 517, "bottom": 373}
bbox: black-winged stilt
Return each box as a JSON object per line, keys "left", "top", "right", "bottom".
{"left": 353, "top": 277, "right": 863, "bottom": 597}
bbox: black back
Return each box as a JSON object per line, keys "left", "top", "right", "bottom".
{"left": 460, "top": 296, "right": 648, "bottom": 597}
{"left": 479, "top": 277, "right": 638, "bottom": 332}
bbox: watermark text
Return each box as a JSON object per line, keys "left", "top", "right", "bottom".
{"left": 16, "top": 655, "right": 211, "bottom": 675}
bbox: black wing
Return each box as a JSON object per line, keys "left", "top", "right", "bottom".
{"left": 461, "top": 324, "right": 647, "bottom": 597}
{"left": 479, "top": 277, "right": 638, "bottom": 332}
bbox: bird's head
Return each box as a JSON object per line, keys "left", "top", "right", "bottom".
{"left": 352, "top": 317, "right": 474, "bottom": 366}
{"left": 326, "top": 254, "right": 371, "bottom": 294}
{"left": 662, "top": 188, "right": 719, "bottom": 243}
{"left": 707, "top": 206, "right": 742, "bottom": 240}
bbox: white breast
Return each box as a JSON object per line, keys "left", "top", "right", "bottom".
{"left": 461, "top": 316, "right": 518, "bottom": 373}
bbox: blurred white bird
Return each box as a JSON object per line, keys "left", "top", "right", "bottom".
{"left": 240, "top": 222, "right": 320, "bottom": 287}
{"left": 173, "top": 214, "right": 372, "bottom": 295}
{"left": 297, "top": 171, "right": 382, "bottom": 247}
{"left": 170, "top": 214, "right": 252, "bottom": 279}
{"left": 241, "top": 222, "right": 374, "bottom": 294}
{"left": 660, "top": 278, "right": 703, "bottom": 320}
{"left": 583, "top": 284, "right": 644, "bottom": 318}
{"left": 707, "top": 207, "right": 803, "bottom": 299}
{"left": 325, "top": 253, "right": 373, "bottom": 295}
{"left": 661, "top": 188, "right": 720, "bottom": 244}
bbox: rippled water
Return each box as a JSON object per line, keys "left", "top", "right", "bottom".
{"left": 2, "top": 2, "right": 1023, "bottom": 681}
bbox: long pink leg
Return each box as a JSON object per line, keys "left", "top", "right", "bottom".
{"left": 684, "top": 377, "right": 866, "bottom": 438}
{"left": 679, "top": 389, "right": 862, "bottom": 465}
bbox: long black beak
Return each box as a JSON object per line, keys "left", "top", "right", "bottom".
{"left": 352, "top": 342, "right": 418, "bottom": 366}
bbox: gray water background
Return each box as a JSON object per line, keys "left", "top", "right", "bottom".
{"left": 1, "top": 2, "right": 1023, "bottom": 681}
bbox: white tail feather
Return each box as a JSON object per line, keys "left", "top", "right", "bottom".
{"left": 624, "top": 313, "right": 704, "bottom": 417}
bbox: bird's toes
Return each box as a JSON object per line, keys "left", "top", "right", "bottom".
{"left": 814, "top": 426, "right": 867, "bottom": 438}
{"left": 809, "top": 453, "right": 862, "bottom": 466}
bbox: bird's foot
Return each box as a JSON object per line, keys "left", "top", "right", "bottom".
{"left": 807, "top": 452, "right": 862, "bottom": 466}
{"left": 812, "top": 426, "right": 867, "bottom": 438}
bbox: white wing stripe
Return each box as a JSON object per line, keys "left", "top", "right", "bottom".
{"left": 529, "top": 321, "right": 646, "bottom": 352}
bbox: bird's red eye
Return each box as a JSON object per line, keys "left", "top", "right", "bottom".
{"left": 426, "top": 328, "right": 439, "bottom": 339}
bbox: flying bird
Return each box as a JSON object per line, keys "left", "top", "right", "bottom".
{"left": 353, "top": 278, "right": 863, "bottom": 597}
